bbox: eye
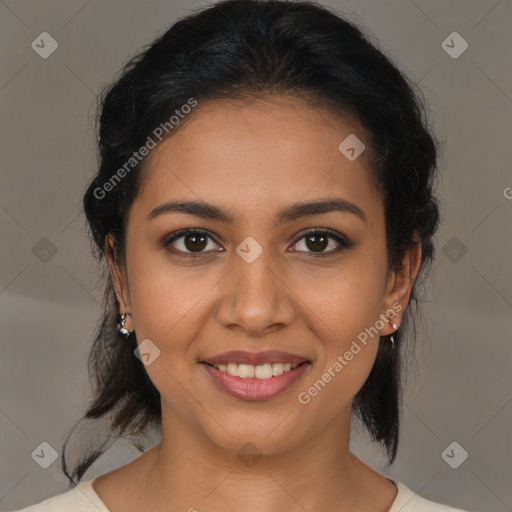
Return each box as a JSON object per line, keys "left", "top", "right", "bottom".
{"left": 162, "top": 228, "right": 222, "bottom": 258}
{"left": 289, "top": 228, "right": 353, "bottom": 256}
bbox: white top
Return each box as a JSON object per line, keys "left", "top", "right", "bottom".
{"left": 11, "top": 478, "right": 468, "bottom": 512}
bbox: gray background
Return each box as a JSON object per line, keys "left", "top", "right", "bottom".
{"left": 1, "top": 0, "right": 511, "bottom": 510}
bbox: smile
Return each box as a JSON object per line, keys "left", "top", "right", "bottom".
{"left": 200, "top": 360, "right": 311, "bottom": 400}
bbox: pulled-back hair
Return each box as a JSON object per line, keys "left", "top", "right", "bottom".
{"left": 64, "top": 0, "right": 440, "bottom": 484}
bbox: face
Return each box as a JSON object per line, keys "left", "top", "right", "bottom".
{"left": 107, "top": 95, "right": 420, "bottom": 456}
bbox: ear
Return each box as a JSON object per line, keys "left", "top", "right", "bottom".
{"left": 381, "top": 238, "right": 422, "bottom": 335}
{"left": 104, "top": 234, "right": 132, "bottom": 313}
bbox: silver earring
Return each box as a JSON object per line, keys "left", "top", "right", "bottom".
{"left": 389, "top": 322, "right": 398, "bottom": 349}
{"left": 117, "top": 312, "right": 132, "bottom": 338}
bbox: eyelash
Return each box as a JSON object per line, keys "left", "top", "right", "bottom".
{"left": 161, "top": 228, "right": 354, "bottom": 259}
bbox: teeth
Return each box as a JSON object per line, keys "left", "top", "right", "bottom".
{"left": 255, "top": 363, "right": 273, "bottom": 379}
{"left": 238, "top": 364, "right": 255, "bottom": 378}
{"left": 226, "top": 363, "right": 238, "bottom": 377}
{"left": 272, "top": 363, "right": 284, "bottom": 376}
{"left": 213, "top": 362, "right": 301, "bottom": 379}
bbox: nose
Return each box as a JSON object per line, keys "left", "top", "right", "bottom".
{"left": 216, "top": 250, "right": 296, "bottom": 337}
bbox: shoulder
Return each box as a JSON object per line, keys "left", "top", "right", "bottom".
{"left": 389, "top": 480, "right": 468, "bottom": 512}
{"left": 10, "top": 479, "right": 110, "bottom": 512}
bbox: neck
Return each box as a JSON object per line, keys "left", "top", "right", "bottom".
{"left": 126, "top": 407, "right": 388, "bottom": 512}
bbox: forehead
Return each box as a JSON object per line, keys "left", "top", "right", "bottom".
{"left": 132, "top": 95, "right": 382, "bottom": 224}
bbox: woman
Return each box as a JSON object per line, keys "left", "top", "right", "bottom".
{"left": 14, "top": 0, "right": 469, "bottom": 510}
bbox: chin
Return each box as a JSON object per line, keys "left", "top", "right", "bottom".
{"left": 198, "top": 412, "right": 305, "bottom": 457}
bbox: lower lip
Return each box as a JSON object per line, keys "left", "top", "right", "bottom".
{"left": 200, "top": 362, "right": 311, "bottom": 401}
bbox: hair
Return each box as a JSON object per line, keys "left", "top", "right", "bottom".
{"left": 63, "top": 0, "right": 440, "bottom": 484}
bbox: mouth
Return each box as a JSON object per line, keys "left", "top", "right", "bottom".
{"left": 199, "top": 350, "right": 311, "bottom": 400}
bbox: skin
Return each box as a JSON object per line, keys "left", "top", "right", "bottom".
{"left": 96, "top": 95, "right": 421, "bottom": 512}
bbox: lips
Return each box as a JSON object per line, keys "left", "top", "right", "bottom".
{"left": 201, "top": 350, "right": 309, "bottom": 366}
{"left": 199, "top": 350, "right": 312, "bottom": 400}
{"left": 200, "top": 360, "right": 311, "bottom": 400}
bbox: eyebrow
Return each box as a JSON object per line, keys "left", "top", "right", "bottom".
{"left": 148, "top": 197, "right": 367, "bottom": 225}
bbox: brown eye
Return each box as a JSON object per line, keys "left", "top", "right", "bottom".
{"left": 305, "top": 232, "right": 329, "bottom": 252}
{"left": 290, "top": 229, "right": 353, "bottom": 255}
{"left": 182, "top": 232, "right": 208, "bottom": 252}
{"left": 163, "top": 229, "right": 221, "bottom": 257}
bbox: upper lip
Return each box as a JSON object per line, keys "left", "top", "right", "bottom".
{"left": 201, "top": 350, "right": 310, "bottom": 366}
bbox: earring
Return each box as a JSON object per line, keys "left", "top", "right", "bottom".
{"left": 389, "top": 321, "right": 398, "bottom": 349}
{"left": 117, "top": 312, "right": 132, "bottom": 338}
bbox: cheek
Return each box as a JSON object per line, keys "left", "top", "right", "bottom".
{"left": 125, "top": 247, "right": 221, "bottom": 356}
{"left": 302, "top": 250, "right": 388, "bottom": 337}
{"left": 298, "top": 294, "right": 382, "bottom": 419}
{"left": 295, "top": 253, "right": 387, "bottom": 405}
